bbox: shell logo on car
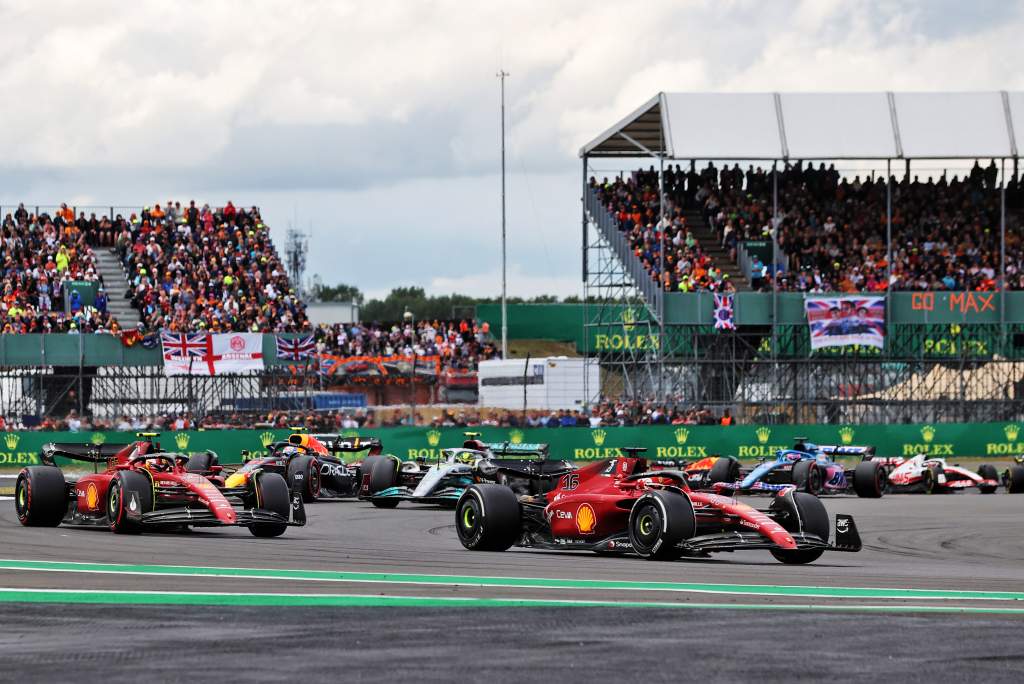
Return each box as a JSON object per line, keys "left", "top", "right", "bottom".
{"left": 576, "top": 503, "right": 597, "bottom": 534}
{"left": 85, "top": 482, "right": 99, "bottom": 510}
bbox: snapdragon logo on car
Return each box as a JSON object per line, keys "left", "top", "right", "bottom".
{"left": 736, "top": 426, "right": 787, "bottom": 458}
{"left": 902, "top": 424, "right": 954, "bottom": 456}
{"left": 985, "top": 423, "right": 1024, "bottom": 455}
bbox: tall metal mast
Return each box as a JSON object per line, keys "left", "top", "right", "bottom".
{"left": 497, "top": 69, "right": 509, "bottom": 358}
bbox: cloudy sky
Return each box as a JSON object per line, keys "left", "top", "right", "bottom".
{"left": 1, "top": 0, "right": 1020, "bottom": 300}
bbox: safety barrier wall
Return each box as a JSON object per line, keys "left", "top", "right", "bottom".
{"left": 0, "top": 334, "right": 310, "bottom": 367}
{"left": 2, "top": 422, "right": 1021, "bottom": 466}
{"left": 5, "top": 292, "right": 1024, "bottom": 365}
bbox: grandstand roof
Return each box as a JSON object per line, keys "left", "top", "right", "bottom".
{"left": 580, "top": 92, "right": 1022, "bottom": 160}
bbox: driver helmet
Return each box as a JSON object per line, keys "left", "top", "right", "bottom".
{"left": 280, "top": 445, "right": 301, "bottom": 458}
{"left": 456, "top": 450, "right": 478, "bottom": 465}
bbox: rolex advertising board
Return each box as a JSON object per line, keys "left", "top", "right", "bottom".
{"left": 0, "top": 422, "right": 1022, "bottom": 467}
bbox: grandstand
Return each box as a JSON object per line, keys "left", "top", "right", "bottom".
{"left": 579, "top": 91, "right": 1024, "bottom": 424}
{"left": 0, "top": 201, "right": 500, "bottom": 425}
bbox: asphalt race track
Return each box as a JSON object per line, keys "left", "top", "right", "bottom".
{"left": 2, "top": 490, "right": 1023, "bottom": 681}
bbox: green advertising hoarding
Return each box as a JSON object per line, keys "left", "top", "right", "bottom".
{"left": 2, "top": 422, "right": 1023, "bottom": 467}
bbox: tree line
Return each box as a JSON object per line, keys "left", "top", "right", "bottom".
{"left": 308, "top": 283, "right": 584, "bottom": 322}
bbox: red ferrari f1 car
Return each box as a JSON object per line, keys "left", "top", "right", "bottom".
{"left": 15, "top": 434, "right": 305, "bottom": 537}
{"left": 456, "top": 448, "right": 861, "bottom": 564}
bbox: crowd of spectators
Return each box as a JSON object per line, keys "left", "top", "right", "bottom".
{"left": 590, "top": 171, "right": 736, "bottom": 293}
{"left": 118, "top": 200, "right": 309, "bottom": 333}
{"left": 1, "top": 402, "right": 733, "bottom": 432}
{"left": 0, "top": 204, "right": 116, "bottom": 333}
{"left": 591, "top": 160, "right": 1024, "bottom": 293}
{"left": 310, "top": 319, "right": 499, "bottom": 370}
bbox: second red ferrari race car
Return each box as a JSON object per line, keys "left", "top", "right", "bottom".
{"left": 15, "top": 434, "right": 305, "bottom": 537}
{"left": 455, "top": 448, "right": 861, "bottom": 564}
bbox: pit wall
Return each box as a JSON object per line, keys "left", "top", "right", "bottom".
{"left": 2, "top": 422, "right": 1022, "bottom": 466}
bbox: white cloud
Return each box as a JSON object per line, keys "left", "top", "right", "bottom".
{"left": 0, "top": 0, "right": 1020, "bottom": 297}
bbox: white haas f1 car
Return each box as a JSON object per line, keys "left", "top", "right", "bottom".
{"left": 875, "top": 453, "right": 999, "bottom": 494}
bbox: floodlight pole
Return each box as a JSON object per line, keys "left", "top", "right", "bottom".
{"left": 886, "top": 159, "right": 892, "bottom": 286}
{"left": 1001, "top": 157, "right": 1007, "bottom": 339}
{"left": 771, "top": 161, "right": 778, "bottom": 361}
{"left": 498, "top": 69, "right": 510, "bottom": 359}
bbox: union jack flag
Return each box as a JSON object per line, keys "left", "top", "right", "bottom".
{"left": 713, "top": 294, "right": 735, "bottom": 330}
{"left": 160, "top": 332, "right": 208, "bottom": 359}
{"left": 276, "top": 334, "right": 316, "bottom": 360}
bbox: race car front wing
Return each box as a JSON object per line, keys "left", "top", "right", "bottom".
{"left": 679, "top": 514, "right": 861, "bottom": 553}
{"left": 128, "top": 493, "right": 307, "bottom": 528}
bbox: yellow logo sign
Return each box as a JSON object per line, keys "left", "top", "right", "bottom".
{"left": 674, "top": 428, "right": 689, "bottom": 445}
{"left": 426, "top": 430, "right": 442, "bottom": 447}
{"left": 174, "top": 433, "right": 190, "bottom": 450}
{"left": 259, "top": 431, "right": 275, "bottom": 448}
{"left": 755, "top": 427, "right": 771, "bottom": 444}
{"left": 4, "top": 433, "right": 19, "bottom": 450}
{"left": 85, "top": 482, "right": 99, "bottom": 510}
{"left": 576, "top": 503, "right": 597, "bottom": 534}
{"left": 341, "top": 430, "right": 360, "bottom": 439}
{"left": 622, "top": 308, "right": 636, "bottom": 331}
{"left": 1005, "top": 424, "right": 1020, "bottom": 441}
{"left": 509, "top": 430, "right": 524, "bottom": 445}
{"left": 921, "top": 425, "right": 936, "bottom": 443}
{"left": 591, "top": 429, "right": 607, "bottom": 447}
{"left": 90, "top": 432, "right": 106, "bottom": 445}
{"left": 838, "top": 427, "right": 855, "bottom": 445}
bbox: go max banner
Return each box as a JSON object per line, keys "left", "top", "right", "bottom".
{"left": 806, "top": 296, "right": 885, "bottom": 350}
{"left": 2, "top": 422, "right": 1024, "bottom": 468}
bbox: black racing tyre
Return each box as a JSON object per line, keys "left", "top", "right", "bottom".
{"left": 977, "top": 464, "right": 998, "bottom": 494}
{"left": 107, "top": 471, "right": 154, "bottom": 534}
{"left": 369, "top": 456, "right": 399, "bottom": 493}
{"left": 628, "top": 490, "right": 696, "bottom": 560}
{"left": 706, "top": 456, "right": 741, "bottom": 485}
{"left": 769, "top": 491, "right": 829, "bottom": 565}
{"left": 852, "top": 460, "right": 885, "bottom": 498}
{"left": 1005, "top": 465, "right": 1024, "bottom": 494}
{"left": 370, "top": 497, "right": 401, "bottom": 509}
{"left": 249, "top": 472, "right": 291, "bottom": 538}
{"left": 923, "top": 465, "right": 942, "bottom": 494}
{"left": 792, "top": 461, "right": 822, "bottom": 494}
{"left": 15, "top": 466, "right": 67, "bottom": 527}
{"left": 357, "top": 455, "right": 382, "bottom": 497}
{"left": 185, "top": 452, "right": 218, "bottom": 474}
{"left": 287, "top": 455, "right": 321, "bottom": 503}
{"left": 456, "top": 484, "right": 521, "bottom": 551}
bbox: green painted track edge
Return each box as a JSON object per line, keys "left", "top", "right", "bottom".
{"left": 1, "top": 558, "right": 1023, "bottom": 602}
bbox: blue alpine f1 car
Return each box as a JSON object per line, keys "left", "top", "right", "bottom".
{"left": 711, "top": 440, "right": 886, "bottom": 498}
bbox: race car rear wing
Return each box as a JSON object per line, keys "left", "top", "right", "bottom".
{"left": 814, "top": 445, "right": 876, "bottom": 457}
{"left": 484, "top": 442, "right": 550, "bottom": 460}
{"left": 39, "top": 441, "right": 134, "bottom": 465}
{"left": 286, "top": 433, "right": 383, "bottom": 454}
